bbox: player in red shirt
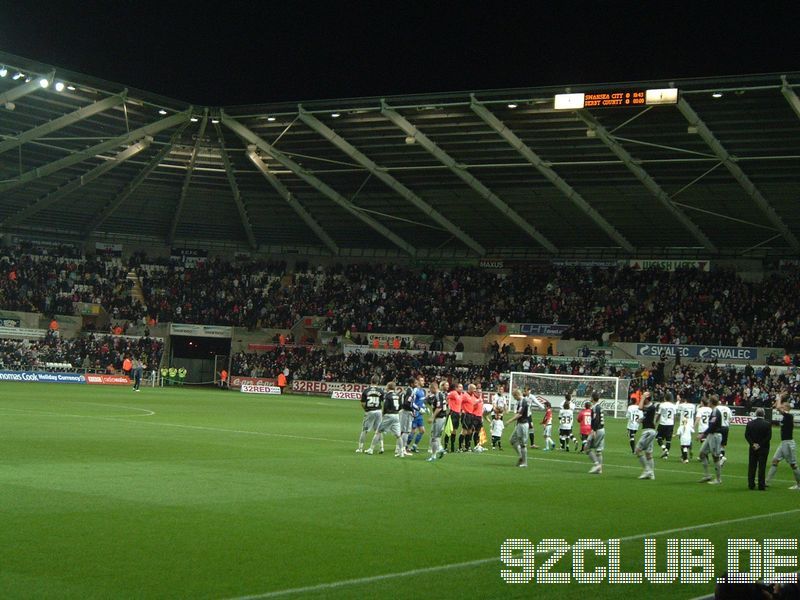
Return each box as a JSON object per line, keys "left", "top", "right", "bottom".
{"left": 542, "top": 402, "right": 554, "bottom": 451}
{"left": 578, "top": 401, "right": 592, "bottom": 453}
{"left": 445, "top": 382, "right": 463, "bottom": 453}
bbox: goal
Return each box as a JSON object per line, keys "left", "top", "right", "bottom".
{"left": 508, "top": 371, "right": 631, "bottom": 419}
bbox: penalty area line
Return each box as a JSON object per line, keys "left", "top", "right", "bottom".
{"left": 223, "top": 508, "right": 800, "bottom": 599}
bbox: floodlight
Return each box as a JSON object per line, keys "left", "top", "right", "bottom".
{"left": 158, "top": 109, "right": 167, "bottom": 115}
{"left": 712, "top": 92, "right": 723, "bottom": 98}
{"left": 267, "top": 116, "right": 276, "bottom": 121}
{"left": 331, "top": 113, "right": 340, "bottom": 118}
{"left": 0, "top": 67, "right": 7, "bottom": 77}
{"left": 54, "top": 81, "right": 65, "bottom": 92}
{"left": 507, "top": 103, "right": 518, "bottom": 109}
{"left": 39, "top": 77, "right": 50, "bottom": 88}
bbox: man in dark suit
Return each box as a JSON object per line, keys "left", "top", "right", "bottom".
{"left": 745, "top": 408, "right": 772, "bottom": 490}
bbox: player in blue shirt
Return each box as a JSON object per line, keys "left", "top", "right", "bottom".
{"left": 407, "top": 376, "right": 428, "bottom": 453}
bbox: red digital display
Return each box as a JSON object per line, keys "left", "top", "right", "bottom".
{"left": 583, "top": 90, "right": 646, "bottom": 108}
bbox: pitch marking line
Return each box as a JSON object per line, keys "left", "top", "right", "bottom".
{"left": 224, "top": 508, "right": 800, "bottom": 599}
{"left": 74, "top": 402, "right": 155, "bottom": 416}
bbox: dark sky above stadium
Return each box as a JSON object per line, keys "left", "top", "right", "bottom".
{"left": 0, "top": 1, "right": 797, "bottom": 106}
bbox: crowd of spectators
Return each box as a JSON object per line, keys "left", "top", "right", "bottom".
{"left": 146, "top": 262, "right": 800, "bottom": 348}
{"left": 627, "top": 360, "right": 800, "bottom": 410}
{"left": 0, "top": 243, "right": 140, "bottom": 319}
{"left": 2, "top": 243, "right": 800, "bottom": 350}
{"left": 231, "top": 346, "right": 628, "bottom": 392}
{"left": 0, "top": 330, "right": 163, "bottom": 373}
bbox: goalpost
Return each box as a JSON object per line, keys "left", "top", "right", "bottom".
{"left": 508, "top": 371, "right": 632, "bottom": 419}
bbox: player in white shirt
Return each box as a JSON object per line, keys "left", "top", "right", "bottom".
{"left": 626, "top": 398, "right": 643, "bottom": 454}
{"left": 718, "top": 400, "right": 733, "bottom": 465}
{"left": 694, "top": 397, "right": 712, "bottom": 460}
{"left": 676, "top": 394, "right": 696, "bottom": 425}
{"left": 558, "top": 394, "right": 578, "bottom": 452}
{"left": 676, "top": 416, "right": 695, "bottom": 463}
{"left": 656, "top": 391, "right": 677, "bottom": 459}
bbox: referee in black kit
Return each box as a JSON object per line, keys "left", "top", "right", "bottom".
{"left": 744, "top": 408, "right": 771, "bottom": 490}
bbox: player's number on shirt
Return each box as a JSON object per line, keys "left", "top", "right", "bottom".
{"left": 365, "top": 395, "right": 381, "bottom": 409}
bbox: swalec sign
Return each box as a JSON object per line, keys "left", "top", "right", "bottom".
{"left": 636, "top": 344, "right": 757, "bottom": 361}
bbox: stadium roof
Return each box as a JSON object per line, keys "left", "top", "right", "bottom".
{"left": 1, "top": 50, "right": 800, "bottom": 260}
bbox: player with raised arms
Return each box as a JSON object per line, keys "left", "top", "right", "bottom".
{"left": 635, "top": 391, "right": 657, "bottom": 480}
{"left": 357, "top": 375, "right": 383, "bottom": 454}
{"left": 766, "top": 392, "right": 800, "bottom": 489}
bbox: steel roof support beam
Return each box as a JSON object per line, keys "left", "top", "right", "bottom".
{"left": 214, "top": 122, "right": 258, "bottom": 250}
{"left": 246, "top": 148, "right": 339, "bottom": 256}
{"left": 380, "top": 101, "right": 557, "bottom": 253}
{"left": 577, "top": 109, "right": 717, "bottom": 252}
{"left": 168, "top": 109, "right": 208, "bottom": 244}
{"left": 781, "top": 76, "right": 800, "bottom": 121}
{"left": 222, "top": 112, "right": 415, "bottom": 256}
{"left": 0, "top": 70, "right": 54, "bottom": 106}
{"left": 676, "top": 97, "right": 799, "bottom": 251}
{"left": 84, "top": 124, "right": 189, "bottom": 235}
{"left": 298, "top": 107, "right": 486, "bottom": 256}
{"left": 471, "top": 98, "right": 634, "bottom": 252}
{"left": 0, "top": 93, "right": 127, "bottom": 156}
{"left": 2, "top": 136, "right": 152, "bottom": 230}
{"left": 0, "top": 110, "right": 192, "bottom": 195}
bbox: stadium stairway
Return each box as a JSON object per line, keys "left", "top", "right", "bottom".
{"left": 126, "top": 270, "right": 146, "bottom": 306}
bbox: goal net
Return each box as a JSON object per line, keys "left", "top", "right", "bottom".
{"left": 508, "top": 372, "right": 631, "bottom": 419}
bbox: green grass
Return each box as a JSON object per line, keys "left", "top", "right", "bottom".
{"left": 0, "top": 383, "right": 798, "bottom": 599}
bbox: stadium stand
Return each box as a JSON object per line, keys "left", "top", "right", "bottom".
{"left": 3, "top": 243, "right": 798, "bottom": 348}
{"left": 0, "top": 331, "right": 163, "bottom": 373}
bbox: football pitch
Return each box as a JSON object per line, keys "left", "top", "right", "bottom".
{"left": 1, "top": 384, "right": 798, "bottom": 599}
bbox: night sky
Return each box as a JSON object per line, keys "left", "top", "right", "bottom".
{"left": 0, "top": 1, "right": 797, "bottom": 106}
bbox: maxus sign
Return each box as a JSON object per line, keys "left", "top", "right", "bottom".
{"left": 501, "top": 323, "right": 571, "bottom": 337}
{"left": 636, "top": 344, "right": 757, "bottom": 361}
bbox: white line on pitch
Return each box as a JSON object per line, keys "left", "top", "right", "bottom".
{"left": 223, "top": 508, "right": 800, "bottom": 599}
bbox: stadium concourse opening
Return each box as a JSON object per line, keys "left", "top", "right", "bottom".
{"left": 170, "top": 334, "right": 231, "bottom": 385}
